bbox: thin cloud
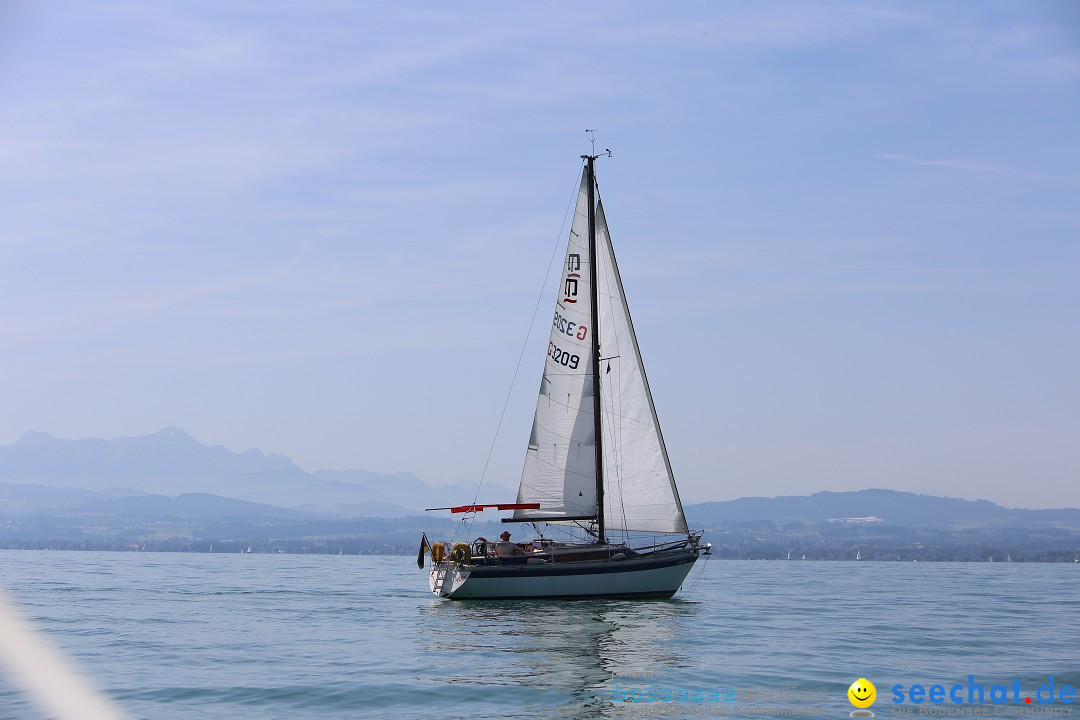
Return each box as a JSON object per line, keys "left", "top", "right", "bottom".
{"left": 880, "top": 153, "right": 1080, "bottom": 183}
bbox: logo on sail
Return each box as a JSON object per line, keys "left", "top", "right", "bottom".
{"left": 563, "top": 253, "right": 581, "bottom": 303}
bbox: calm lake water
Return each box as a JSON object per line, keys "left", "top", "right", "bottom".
{"left": 0, "top": 551, "right": 1077, "bottom": 719}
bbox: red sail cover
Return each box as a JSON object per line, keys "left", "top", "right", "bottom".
{"left": 449, "top": 503, "right": 541, "bottom": 514}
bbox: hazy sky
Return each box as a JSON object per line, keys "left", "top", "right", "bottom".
{"left": 2, "top": 2, "right": 1077, "bottom": 508}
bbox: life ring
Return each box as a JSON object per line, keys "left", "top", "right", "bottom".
{"left": 430, "top": 542, "right": 445, "bottom": 563}
{"left": 450, "top": 542, "right": 472, "bottom": 564}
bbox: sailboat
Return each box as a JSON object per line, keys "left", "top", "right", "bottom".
{"left": 421, "top": 153, "right": 707, "bottom": 599}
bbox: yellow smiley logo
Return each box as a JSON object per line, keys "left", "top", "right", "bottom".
{"left": 848, "top": 678, "right": 877, "bottom": 708}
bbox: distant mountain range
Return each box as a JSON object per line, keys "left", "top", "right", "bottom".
{"left": 686, "top": 489, "right": 1080, "bottom": 528}
{"left": 2, "top": 429, "right": 1078, "bottom": 532}
{"left": 3, "top": 429, "right": 1079, "bottom": 559}
{"left": 0, "top": 428, "right": 512, "bottom": 518}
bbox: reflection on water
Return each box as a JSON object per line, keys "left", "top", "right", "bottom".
{"left": 419, "top": 598, "right": 702, "bottom": 717}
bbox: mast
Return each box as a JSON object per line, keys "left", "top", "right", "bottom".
{"left": 584, "top": 153, "right": 606, "bottom": 545}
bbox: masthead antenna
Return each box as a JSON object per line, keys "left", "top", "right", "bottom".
{"left": 584, "top": 128, "right": 597, "bottom": 156}
{"left": 583, "top": 129, "right": 612, "bottom": 159}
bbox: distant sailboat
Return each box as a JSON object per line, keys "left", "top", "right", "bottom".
{"left": 801, "top": 554, "right": 806, "bottom": 560}
{"left": 420, "top": 153, "right": 705, "bottom": 600}
{"left": 856, "top": 550, "right": 862, "bottom": 561}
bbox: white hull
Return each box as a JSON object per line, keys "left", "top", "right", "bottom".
{"left": 429, "top": 552, "right": 698, "bottom": 600}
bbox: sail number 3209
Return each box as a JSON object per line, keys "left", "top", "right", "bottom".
{"left": 548, "top": 342, "right": 580, "bottom": 369}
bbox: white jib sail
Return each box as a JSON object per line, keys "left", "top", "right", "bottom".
{"left": 594, "top": 201, "right": 688, "bottom": 535}
{"left": 514, "top": 170, "right": 599, "bottom": 520}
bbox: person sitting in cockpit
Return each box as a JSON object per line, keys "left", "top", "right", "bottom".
{"left": 495, "top": 530, "right": 522, "bottom": 557}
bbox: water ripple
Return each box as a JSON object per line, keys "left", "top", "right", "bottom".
{"left": 1, "top": 552, "right": 1078, "bottom": 719}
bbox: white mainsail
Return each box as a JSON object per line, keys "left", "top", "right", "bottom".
{"left": 514, "top": 172, "right": 599, "bottom": 520}
{"left": 513, "top": 168, "right": 688, "bottom": 535}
